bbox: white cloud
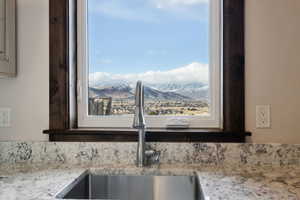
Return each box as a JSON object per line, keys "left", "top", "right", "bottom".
{"left": 153, "top": 0, "right": 208, "bottom": 9}
{"left": 89, "top": 62, "right": 209, "bottom": 86}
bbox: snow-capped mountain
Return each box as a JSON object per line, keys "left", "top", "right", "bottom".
{"left": 89, "top": 84, "right": 134, "bottom": 99}
{"left": 89, "top": 81, "right": 208, "bottom": 101}
{"left": 148, "top": 82, "right": 209, "bottom": 100}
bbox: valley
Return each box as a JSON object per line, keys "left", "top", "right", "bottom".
{"left": 88, "top": 82, "right": 209, "bottom": 116}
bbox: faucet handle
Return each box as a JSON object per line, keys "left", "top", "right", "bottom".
{"left": 145, "top": 149, "right": 160, "bottom": 165}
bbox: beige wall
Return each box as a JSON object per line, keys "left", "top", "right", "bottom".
{"left": 0, "top": 0, "right": 49, "bottom": 141}
{"left": 0, "top": 0, "right": 300, "bottom": 143}
{"left": 245, "top": 0, "right": 300, "bottom": 143}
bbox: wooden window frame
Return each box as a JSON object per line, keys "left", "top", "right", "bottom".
{"left": 44, "top": 0, "right": 251, "bottom": 142}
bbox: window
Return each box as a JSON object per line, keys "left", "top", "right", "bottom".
{"left": 77, "top": 0, "right": 222, "bottom": 128}
{"left": 47, "top": 0, "right": 247, "bottom": 142}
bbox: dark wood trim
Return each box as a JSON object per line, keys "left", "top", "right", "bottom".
{"left": 223, "top": 0, "right": 245, "bottom": 132}
{"left": 49, "top": 0, "right": 69, "bottom": 129}
{"left": 44, "top": 129, "right": 251, "bottom": 142}
{"left": 44, "top": 128, "right": 252, "bottom": 134}
{"left": 48, "top": 0, "right": 248, "bottom": 142}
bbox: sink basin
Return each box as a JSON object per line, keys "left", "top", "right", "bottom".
{"left": 56, "top": 171, "right": 204, "bottom": 200}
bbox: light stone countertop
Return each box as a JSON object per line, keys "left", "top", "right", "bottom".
{"left": 1, "top": 142, "right": 300, "bottom": 199}
{"left": 0, "top": 165, "right": 300, "bottom": 200}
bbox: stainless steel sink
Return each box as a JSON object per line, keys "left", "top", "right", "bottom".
{"left": 56, "top": 171, "right": 204, "bottom": 200}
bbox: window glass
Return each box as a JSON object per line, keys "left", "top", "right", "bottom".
{"left": 87, "top": 0, "right": 210, "bottom": 117}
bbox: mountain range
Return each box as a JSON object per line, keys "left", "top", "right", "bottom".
{"left": 89, "top": 82, "right": 208, "bottom": 101}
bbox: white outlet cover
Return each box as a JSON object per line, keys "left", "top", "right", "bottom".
{"left": 0, "top": 108, "right": 11, "bottom": 127}
{"left": 256, "top": 105, "right": 271, "bottom": 128}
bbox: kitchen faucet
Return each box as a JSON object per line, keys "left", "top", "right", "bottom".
{"left": 133, "top": 81, "right": 159, "bottom": 167}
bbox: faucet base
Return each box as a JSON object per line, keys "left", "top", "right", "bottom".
{"left": 136, "top": 128, "right": 145, "bottom": 167}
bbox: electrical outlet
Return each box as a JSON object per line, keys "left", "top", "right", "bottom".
{"left": 0, "top": 108, "right": 11, "bottom": 127}
{"left": 256, "top": 105, "right": 271, "bottom": 128}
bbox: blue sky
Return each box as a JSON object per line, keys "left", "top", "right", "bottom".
{"left": 88, "top": 0, "right": 209, "bottom": 76}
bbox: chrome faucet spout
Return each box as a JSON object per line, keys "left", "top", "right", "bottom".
{"left": 133, "top": 81, "right": 145, "bottom": 129}
{"left": 133, "top": 81, "right": 146, "bottom": 167}
{"left": 133, "top": 81, "right": 159, "bottom": 167}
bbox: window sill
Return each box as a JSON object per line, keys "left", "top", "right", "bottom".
{"left": 43, "top": 128, "right": 251, "bottom": 143}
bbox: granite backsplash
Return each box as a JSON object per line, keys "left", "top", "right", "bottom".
{"left": 0, "top": 142, "right": 299, "bottom": 171}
